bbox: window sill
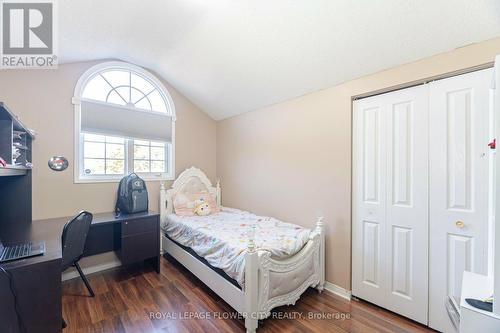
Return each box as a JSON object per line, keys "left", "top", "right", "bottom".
{"left": 74, "top": 175, "right": 175, "bottom": 184}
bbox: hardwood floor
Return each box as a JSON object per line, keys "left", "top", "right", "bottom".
{"left": 62, "top": 255, "right": 435, "bottom": 333}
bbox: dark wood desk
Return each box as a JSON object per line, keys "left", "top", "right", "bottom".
{"left": 0, "top": 211, "right": 160, "bottom": 333}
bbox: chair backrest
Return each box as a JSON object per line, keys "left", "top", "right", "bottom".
{"left": 61, "top": 211, "right": 93, "bottom": 270}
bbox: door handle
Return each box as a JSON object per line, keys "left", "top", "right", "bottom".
{"left": 455, "top": 221, "right": 465, "bottom": 229}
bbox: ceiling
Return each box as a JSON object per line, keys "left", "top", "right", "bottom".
{"left": 59, "top": 0, "right": 500, "bottom": 120}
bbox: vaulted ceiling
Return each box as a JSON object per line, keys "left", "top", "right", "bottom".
{"left": 59, "top": 1, "right": 500, "bottom": 120}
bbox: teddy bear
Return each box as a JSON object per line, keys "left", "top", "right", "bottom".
{"left": 193, "top": 197, "right": 211, "bottom": 216}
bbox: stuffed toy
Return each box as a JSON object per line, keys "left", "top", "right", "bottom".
{"left": 193, "top": 198, "right": 211, "bottom": 216}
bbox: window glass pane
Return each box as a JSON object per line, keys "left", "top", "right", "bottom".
{"left": 84, "top": 159, "right": 105, "bottom": 175}
{"left": 131, "top": 73, "right": 155, "bottom": 95}
{"left": 81, "top": 68, "right": 172, "bottom": 115}
{"left": 134, "top": 145, "right": 149, "bottom": 160}
{"left": 101, "top": 70, "right": 130, "bottom": 89}
{"left": 82, "top": 75, "right": 110, "bottom": 101}
{"left": 148, "top": 90, "right": 167, "bottom": 113}
{"left": 107, "top": 90, "right": 127, "bottom": 105}
{"left": 134, "top": 96, "right": 152, "bottom": 110}
{"left": 131, "top": 139, "right": 168, "bottom": 175}
{"left": 106, "top": 143, "right": 124, "bottom": 159}
{"left": 84, "top": 142, "right": 105, "bottom": 158}
{"left": 106, "top": 160, "right": 124, "bottom": 174}
{"left": 115, "top": 86, "right": 131, "bottom": 104}
{"left": 151, "top": 146, "right": 164, "bottom": 160}
{"left": 84, "top": 133, "right": 105, "bottom": 142}
{"left": 134, "top": 160, "right": 150, "bottom": 173}
{"left": 151, "top": 161, "right": 165, "bottom": 173}
{"left": 130, "top": 87, "right": 147, "bottom": 104}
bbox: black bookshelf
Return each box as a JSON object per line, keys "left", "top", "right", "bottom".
{"left": 0, "top": 104, "right": 61, "bottom": 333}
{"left": 0, "top": 102, "right": 34, "bottom": 229}
{"left": 0, "top": 102, "right": 34, "bottom": 175}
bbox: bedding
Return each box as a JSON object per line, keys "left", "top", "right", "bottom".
{"left": 162, "top": 207, "right": 311, "bottom": 288}
{"left": 165, "top": 234, "right": 242, "bottom": 289}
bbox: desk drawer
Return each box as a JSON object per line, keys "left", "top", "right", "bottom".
{"left": 122, "top": 216, "right": 157, "bottom": 236}
{"left": 121, "top": 231, "right": 158, "bottom": 265}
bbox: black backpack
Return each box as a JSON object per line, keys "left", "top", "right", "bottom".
{"left": 115, "top": 173, "right": 148, "bottom": 215}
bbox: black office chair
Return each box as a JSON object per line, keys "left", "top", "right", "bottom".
{"left": 61, "top": 211, "right": 94, "bottom": 297}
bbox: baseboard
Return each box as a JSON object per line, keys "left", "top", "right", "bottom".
{"left": 324, "top": 281, "right": 352, "bottom": 301}
{"left": 62, "top": 258, "right": 122, "bottom": 281}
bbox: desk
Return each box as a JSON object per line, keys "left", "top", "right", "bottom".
{"left": 0, "top": 211, "right": 160, "bottom": 333}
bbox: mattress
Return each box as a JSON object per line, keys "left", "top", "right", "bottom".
{"left": 162, "top": 207, "right": 311, "bottom": 288}
{"left": 165, "top": 234, "right": 242, "bottom": 289}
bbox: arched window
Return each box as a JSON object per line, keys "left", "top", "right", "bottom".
{"left": 73, "top": 61, "right": 176, "bottom": 182}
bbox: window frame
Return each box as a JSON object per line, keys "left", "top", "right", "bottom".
{"left": 81, "top": 133, "right": 127, "bottom": 178}
{"left": 73, "top": 61, "right": 176, "bottom": 183}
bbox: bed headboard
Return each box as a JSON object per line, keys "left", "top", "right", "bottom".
{"left": 159, "top": 167, "right": 221, "bottom": 223}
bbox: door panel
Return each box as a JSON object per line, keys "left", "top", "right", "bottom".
{"left": 353, "top": 98, "right": 387, "bottom": 306}
{"left": 446, "top": 88, "right": 473, "bottom": 210}
{"left": 447, "top": 234, "right": 474, "bottom": 299}
{"left": 392, "top": 101, "right": 412, "bottom": 206}
{"left": 363, "top": 107, "right": 381, "bottom": 203}
{"left": 385, "top": 86, "right": 429, "bottom": 324}
{"left": 353, "top": 85, "right": 429, "bottom": 323}
{"left": 429, "top": 68, "right": 492, "bottom": 333}
{"left": 362, "top": 220, "right": 380, "bottom": 287}
{"left": 391, "top": 225, "right": 412, "bottom": 297}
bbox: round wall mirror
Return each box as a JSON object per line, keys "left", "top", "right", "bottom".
{"left": 48, "top": 156, "right": 69, "bottom": 171}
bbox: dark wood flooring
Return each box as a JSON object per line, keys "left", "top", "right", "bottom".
{"left": 62, "top": 255, "right": 435, "bottom": 333}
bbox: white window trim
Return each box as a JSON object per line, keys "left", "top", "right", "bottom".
{"left": 73, "top": 61, "right": 176, "bottom": 183}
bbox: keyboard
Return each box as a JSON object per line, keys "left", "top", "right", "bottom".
{"left": 0, "top": 243, "right": 32, "bottom": 261}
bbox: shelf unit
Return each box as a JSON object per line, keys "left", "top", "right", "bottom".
{"left": 0, "top": 102, "right": 34, "bottom": 228}
{"left": 0, "top": 165, "right": 30, "bottom": 176}
{"left": 0, "top": 102, "right": 34, "bottom": 176}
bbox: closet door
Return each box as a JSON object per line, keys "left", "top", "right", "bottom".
{"left": 352, "top": 95, "right": 388, "bottom": 306}
{"left": 384, "top": 86, "right": 429, "bottom": 324}
{"left": 352, "top": 85, "right": 429, "bottom": 324}
{"left": 429, "top": 69, "right": 492, "bottom": 333}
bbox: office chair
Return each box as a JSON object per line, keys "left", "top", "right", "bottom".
{"left": 61, "top": 211, "right": 95, "bottom": 297}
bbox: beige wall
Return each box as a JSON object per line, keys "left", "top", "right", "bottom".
{"left": 3, "top": 38, "right": 500, "bottom": 289}
{"left": 0, "top": 60, "right": 217, "bottom": 220}
{"left": 217, "top": 37, "right": 500, "bottom": 290}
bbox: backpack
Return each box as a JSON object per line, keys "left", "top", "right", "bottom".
{"left": 115, "top": 173, "right": 148, "bottom": 215}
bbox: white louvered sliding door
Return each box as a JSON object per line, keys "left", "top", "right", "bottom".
{"left": 353, "top": 68, "right": 493, "bottom": 330}
{"left": 352, "top": 85, "right": 429, "bottom": 324}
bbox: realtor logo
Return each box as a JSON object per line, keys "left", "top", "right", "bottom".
{"left": 1, "top": 0, "right": 57, "bottom": 68}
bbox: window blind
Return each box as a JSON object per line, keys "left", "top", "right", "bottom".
{"left": 80, "top": 100, "right": 172, "bottom": 142}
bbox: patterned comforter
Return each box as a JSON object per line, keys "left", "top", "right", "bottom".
{"left": 162, "top": 207, "right": 311, "bottom": 288}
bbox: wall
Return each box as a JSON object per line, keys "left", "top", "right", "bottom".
{"left": 0, "top": 60, "right": 217, "bottom": 220}
{"left": 217, "top": 37, "right": 500, "bottom": 290}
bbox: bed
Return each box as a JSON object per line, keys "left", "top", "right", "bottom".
{"left": 159, "top": 167, "right": 325, "bottom": 333}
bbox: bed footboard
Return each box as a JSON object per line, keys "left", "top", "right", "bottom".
{"left": 244, "top": 217, "right": 325, "bottom": 333}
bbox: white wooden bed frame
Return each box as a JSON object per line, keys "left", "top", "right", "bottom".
{"left": 159, "top": 167, "right": 325, "bottom": 333}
